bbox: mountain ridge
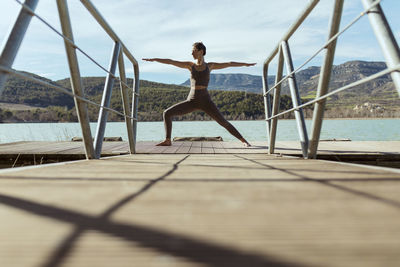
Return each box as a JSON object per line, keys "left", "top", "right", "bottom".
{"left": 181, "top": 60, "right": 393, "bottom": 95}
{"left": 0, "top": 60, "right": 398, "bottom": 122}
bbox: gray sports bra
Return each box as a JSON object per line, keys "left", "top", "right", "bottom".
{"left": 190, "top": 63, "right": 210, "bottom": 88}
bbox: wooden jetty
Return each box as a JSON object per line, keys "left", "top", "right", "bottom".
{"left": 0, "top": 141, "right": 399, "bottom": 266}
{"left": 0, "top": 140, "right": 399, "bottom": 168}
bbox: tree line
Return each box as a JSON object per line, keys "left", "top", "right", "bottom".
{"left": 2, "top": 74, "right": 396, "bottom": 123}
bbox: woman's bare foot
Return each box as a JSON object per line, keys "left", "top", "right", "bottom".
{"left": 240, "top": 138, "right": 251, "bottom": 147}
{"left": 242, "top": 141, "right": 251, "bottom": 147}
{"left": 156, "top": 139, "right": 171, "bottom": 146}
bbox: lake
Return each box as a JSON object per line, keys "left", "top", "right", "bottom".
{"left": 0, "top": 119, "right": 399, "bottom": 143}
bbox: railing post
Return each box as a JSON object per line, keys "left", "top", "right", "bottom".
{"left": 269, "top": 45, "right": 284, "bottom": 154}
{"left": 94, "top": 41, "right": 121, "bottom": 159}
{"left": 117, "top": 53, "right": 135, "bottom": 154}
{"left": 262, "top": 65, "right": 272, "bottom": 141}
{"left": 131, "top": 63, "right": 140, "bottom": 150}
{"left": 57, "top": 0, "right": 95, "bottom": 159}
{"left": 0, "top": 0, "right": 39, "bottom": 94}
{"left": 309, "top": 0, "right": 344, "bottom": 159}
{"left": 362, "top": 0, "right": 400, "bottom": 95}
{"left": 281, "top": 41, "right": 309, "bottom": 158}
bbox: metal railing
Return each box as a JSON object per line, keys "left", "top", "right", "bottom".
{"left": 262, "top": 0, "right": 400, "bottom": 159}
{"left": 0, "top": 0, "right": 140, "bottom": 159}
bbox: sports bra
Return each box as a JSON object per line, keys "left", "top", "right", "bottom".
{"left": 190, "top": 63, "right": 210, "bottom": 88}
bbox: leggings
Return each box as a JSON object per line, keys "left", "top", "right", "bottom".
{"left": 163, "top": 89, "right": 244, "bottom": 140}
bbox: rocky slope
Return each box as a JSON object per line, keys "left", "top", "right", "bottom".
{"left": 181, "top": 61, "right": 397, "bottom": 102}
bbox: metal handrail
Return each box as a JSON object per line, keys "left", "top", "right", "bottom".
{"left": 12, "top": 0, "right": 138, "bottom": 97}
{"left": 262, "top": 0, "right": 400, "bottom": 159}
{"left": 263, "top": 0, "right": 383, "bottom": 98}
{"left": 0, "top": 0, "right": 140, "bottom": 159}
{"left": 266, "top": 64, "right": 400, "bottom": 120}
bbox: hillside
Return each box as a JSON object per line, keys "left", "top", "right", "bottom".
{"left": 181, "top": 60, "right": 399, "bottom": 110}
{"left": 1, "top": 73, "right": 292, "bottom": 122}
{"left": 0, "top": 60, "right": 399, "bottom": 122}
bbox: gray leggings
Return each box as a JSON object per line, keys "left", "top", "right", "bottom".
{"left": 163, "top": 89, "right": 244, "bottom": 140}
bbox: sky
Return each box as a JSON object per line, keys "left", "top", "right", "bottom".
{"left": 1, "top": 0, "right": 399, "bottom": 85}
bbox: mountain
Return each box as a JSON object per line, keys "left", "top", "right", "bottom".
{"left": 181, "top": 73, "right": 272, "bottom": 93}
{"left": 0, "top": 73, "right": 273, "bottom": 122}
{"left": 181, "top": 61, "right": 398, "bottom": 103}
{"left": 0, "top": 60, "right": 398, "bottom": 122}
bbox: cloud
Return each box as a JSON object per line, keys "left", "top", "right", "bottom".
{"left": 1, "top": 0, "right": 399, "bottom": 84}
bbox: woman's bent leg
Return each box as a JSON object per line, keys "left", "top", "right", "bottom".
{"left": 163, "top": 100, "right": 196, "bottom": 139}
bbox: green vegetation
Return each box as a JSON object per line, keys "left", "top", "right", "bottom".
{"left": 1, "top": 68, "right": 398, "bottom": 123}
{"left": 0, "top": 74, "right": 297, "bottom": 122}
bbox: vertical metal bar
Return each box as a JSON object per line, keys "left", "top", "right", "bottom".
{"left": 131, "top": 63, "right": 140, "bottom": 150}
{"left": 362, "top": 0, "right": 400, "bottom": 95}
{"left": 262, "top": 65, "right": 272, "bottom": 141}
{"left": 281, "top": 41, "right": 309, "bottom": 158}
{"left": 309, "top": 0, "right": 344, "bottom": 159}
{"left": 57, "top": 0, "right": 95, "bottom": 159}
{"left": 94, "top": 41, "right": 121, "bottom": 158}
{"left": 269, "top": 45, "right": 284, "bottom": 154}
{"left": 0, "top": 0, "right": 39, "bottom": 94}
{"left": 117, "top": 53, "right": 135, "bottom": 154}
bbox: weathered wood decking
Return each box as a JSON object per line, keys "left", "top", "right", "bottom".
{"left": 0, "top": 141, "right": 399, "bottom": 266}
{"left": 0, "top": 140, "right": 399, "bottom": 155}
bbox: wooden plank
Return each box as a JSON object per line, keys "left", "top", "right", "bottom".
{"left": 247, "top": 141, "right": 268, "bottom": 154}
{"left": 135, "top": 141, "right": 158, "bottom": 153}
{"left": 0, "top": 154, "right": 399, "bottom": 267}
{"left": 222, "top": 141, "right": 249, "bottom": 154}
{"left": 212, "top": 141, "right": 226, "bottom": 154}
{"left": 146, "top": 143, "right": 171, "bottom": 154}
{"left": 201, "top": 141, "right": 214, "bottom": 154}
{"left": 162, "top": 142, "right": 184, "bottom": 154}
{"left": 0, "top": 141, "right": 399, "bottom": 156}
{"left": 189, "top": 141, "right": 201, "bottom": 154}
{"left": 101, "top": 142, "right": 129, "bottom": 154}
{"left": 175, "top": 141, "right": 192, "bottom": 154}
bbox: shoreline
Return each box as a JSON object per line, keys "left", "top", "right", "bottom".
{"left": 1, "top": 117, "right": 399, "bottom": 124}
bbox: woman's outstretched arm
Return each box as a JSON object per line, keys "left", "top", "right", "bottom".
{"left": 142, "top": 58, "right": 192, "bottom": 70}
{"left": 208, "top": 62, "right": 256, "bottom": 71}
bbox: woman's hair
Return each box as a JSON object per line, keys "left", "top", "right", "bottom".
{"left": 193, "top": 42, "right": 206, "bottom": 56}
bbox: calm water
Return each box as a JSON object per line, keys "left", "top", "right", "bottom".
{"left": 0, "top": 119, "right": 399, "bottom": 143}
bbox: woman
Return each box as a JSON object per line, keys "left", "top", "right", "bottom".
{"left": 143, "top": 42, "right": 255, "bottom": 146}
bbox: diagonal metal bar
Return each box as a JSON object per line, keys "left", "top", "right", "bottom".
{"left": 269, "top": 45, "right": 284, "bottom": 154}
{"left": 263, "top": 0, "right": 383, "bottom": 98}
{"left": 79, "top": 0, "right": 139, "bottom": 70}
{"left": 309, "top": 0, "right": 344, "bottom": 159}
{"left": 0, "top": 65, "right": 136, "bottom": 120}
{"left": 263, "top": 0, "right": 320, "bottom": 68}
{"left": 281, "top": 41, "right": 309, "bottom": 158}
{"left": 362, "top": 0, "right": 400, "bottom": 96}
{"left": 118, "top": 53, "right": 135, "bottom": 154}
{"left": 0, "top": 0, "right": 38, "bottom": 95}
{"left": 57, "top": 0, "right": 95, "bottom": 159}
{"left": 262, "top": 0, "right": 319, "bottom": 144}
{"left": 266, "top": 64, "right": 400, "bottom": 121}
{"left": 94, "top": 41, "right": 121, "bottom": 159}
{"left": 11, "top": 0, "right": 136, "bottom": 96}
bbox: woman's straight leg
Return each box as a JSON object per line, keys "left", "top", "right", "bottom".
{"left": 200, "top": 97, "right": 244, "bottom": 140}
